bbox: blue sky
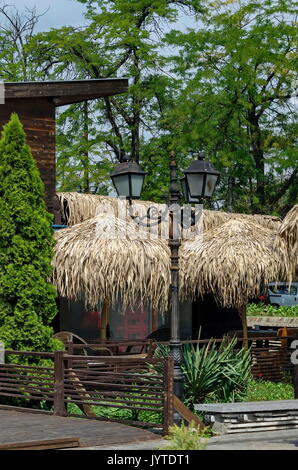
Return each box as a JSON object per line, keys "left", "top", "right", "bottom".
{"left": 13, "top": 0, "right": 86, "bottom": 30}
{"left": 12, "top": 0, "right": 195, "bottom": 31}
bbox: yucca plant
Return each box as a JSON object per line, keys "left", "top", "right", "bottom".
{"left": 153, "top": 338, "right": 252, "bottom": 407}
{"left": 182, "top": 338, "right": 252, "bottom": 407}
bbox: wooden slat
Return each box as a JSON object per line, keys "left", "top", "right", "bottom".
{"left": 0, "top": 437, "right": 79, "bottom": 450}
{"left": 67, "top": 399, "right": 163, "bottom": 413}
{"left": 173, "top": 395, "right": 205, "bottom": 431}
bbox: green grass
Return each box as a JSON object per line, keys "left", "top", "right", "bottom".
{"left": 247, "top": 304, "right": 298, "bottom": 317}
{"left": 66, "top": 401, "right": 162, "bottom": 425}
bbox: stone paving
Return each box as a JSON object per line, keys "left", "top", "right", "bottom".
{"left": 74, "top": 429, "right": 298, "bottom": 450}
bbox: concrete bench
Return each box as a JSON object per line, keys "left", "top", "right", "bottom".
{"left": 195, "top": 400, "right": 298, "bottom": 434}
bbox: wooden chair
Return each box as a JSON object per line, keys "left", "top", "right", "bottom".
{"left": 53, "top": 331, "right": 113, "bottom": 418}
{"left": 53, "top": 331, "right": 113, "bottom": 356}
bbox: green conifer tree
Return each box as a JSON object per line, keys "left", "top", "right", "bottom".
{"left": 0, "top": 113, "right": 58, "bottom": 356}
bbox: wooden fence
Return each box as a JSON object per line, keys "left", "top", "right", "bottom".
{"left": 0, "top": 336, "right": 297, "bottom": 432}
{"left": 73, "top": 336, "right": 296, "bottom": 384}
{"left": 0, "top": 350, "right": 174, "bottom": 434}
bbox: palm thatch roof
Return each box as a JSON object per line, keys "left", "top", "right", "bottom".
{"left": 52, "top": 213, "right": 170, "bottom": 311}
{"left": 54, "top": 192, "right": 294, "bottom": 310}
{"left": 179, "top": 219, "right": 291, "bottom": 308}
{"left": 277, "top": 204, "right": 298, "bottom": 279}
{"left": 56, "top": 192, "right": 281, "bottom": 233}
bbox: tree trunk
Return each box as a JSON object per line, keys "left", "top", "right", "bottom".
{"left": 82, "top": 101, "right": 90, "bottom": 193}
{"left": 100, "top": 299, "right": 110, "bottom": 340}
{"left": 248, "top": 112, "right": 265, "bottom": 213}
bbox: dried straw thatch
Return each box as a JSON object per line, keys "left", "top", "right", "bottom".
{"left": 54, "top": 192, "right": 289, "bottom": 310}
{"left": 52, "top": 213, "right": 171, "bottom": 312}
{"left": 277, "top": 205, "right": 298, "bottom": 279}
{"left": 202, "top": 209, "right": 281, "bottom": 232}
{"left": 179, "top": 219, "right": 291, "bottom": 308}
{"left": 56, "top": 192, "right": 281, "bottom": 234}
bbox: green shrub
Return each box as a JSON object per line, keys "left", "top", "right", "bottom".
{"left": 0, "top": 113, "right": 58, "bottom": 360}
{"left": 247, "top": 304, "right": 298, "bottom": 317}
{"left": 160, "top": 422, "right": 210, "bottom": 450}
{"left": 244, "top": 379, "right": 294, "bottom": 401}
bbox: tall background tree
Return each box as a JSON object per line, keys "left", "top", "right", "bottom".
{"left": 0, "top": 0, "right": 296, "bottom": 214}
{"left": 0, "top": 3, "right": 49, "bottom": 81}
{"left": 164, "top": 0, "right": 298, "bottom": 215}
{"left": 28, "top": 0, "right": 203, "bottom": 200}
{"left": 0, "top": 114, "right": 58, "bottom": 356}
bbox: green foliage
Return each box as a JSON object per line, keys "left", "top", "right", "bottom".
{"left": 0, "top": 5, "right": 51, "bottom": 82}
{"left": 247, "top": 304, "right": 298, "bottom": 317}
{"left": 56, "top": 102, "right": 114, "bottom": 194}
{"left": 164, "top": 0, "right": 298, "bottom": 215}
{"left": 3, "top": 1, "right": 296, "bottom": 211}
{"left": 160, "top": 422, "right": 210, "bottom": 450}
{"left": 66, "top": 400, "right": 162, "bottom": 424}
{"left": 27, "top": 0, "right": 201, "bottom": 202}
{"left": 0, "top": 114, "right": 58, "bottom": 359}
{"left": 182, "top": 339, "right": 252, "bottom": 407}
{"left": 153, "top": 338, "right": 252, "bottom": 407}
{"left": 244, "top": 379, "right": 294, "bottom": 402}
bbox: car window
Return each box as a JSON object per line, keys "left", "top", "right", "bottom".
{"left": 269, "top": 285, "right": 297, "bottom": 295}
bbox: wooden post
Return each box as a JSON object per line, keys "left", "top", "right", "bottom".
{"left": 53, "top": 350, "right": 67, "bottom": 416}
{"left": 240, "top": 305, "right": 248, "bottom": 349}
{"left": 100, "top": 299, "right": 110, "bottom": 340}
{"left": 152, "top": 308, "right": 158, "bottom": 333}
{"left": 163, "top": 356, "right": 174, "bottom": 435}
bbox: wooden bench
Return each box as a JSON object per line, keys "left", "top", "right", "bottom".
{"left": 195, "top": 400, "right": 298, "bottom": 434}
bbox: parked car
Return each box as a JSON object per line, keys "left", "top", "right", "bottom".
{"left": 267, "top": 282, "right": 298, "bottom": 307}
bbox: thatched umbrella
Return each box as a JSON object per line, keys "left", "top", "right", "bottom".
{"left": 179, "top": 219, "right": 291, "bottom": 345}
{"left": 277, "top": 205, "right": 298, "bottom": 279}
{"left": 54, "top": 192, "right": 288, "bottom": 343}
{"left": 52, "top": 213, "right": 171, "bottom": 317}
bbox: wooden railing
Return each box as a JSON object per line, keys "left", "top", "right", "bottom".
{"left": 69, "top": 335, "right": 297, "bottom": 384}
{"left": 0, "top": 350, "right": 174, "bottom": 435}
{"left": 0, "top": 351, "right": 55, "bottom": 403}
{"left": 0, "top": 336, "right": 297, "bottom": 433}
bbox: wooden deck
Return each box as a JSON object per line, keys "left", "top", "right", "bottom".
{"left": 0, "top": 408, "right": 161, "bottom": 448}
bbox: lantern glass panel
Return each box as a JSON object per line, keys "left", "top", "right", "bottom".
{"left": 112, "top": 174, "right": 130, "bottom": 197}
{"left": 187, "top": 173, "right": 204, "bottom": 198}
{"left": 131, "top": 174, "right": 145, "bottom": 198}
{"left": 205, "top": 174, "right": 219, "bottom": 197}
{"left": 181, "top": 177, "right": 188, "bottom": 201}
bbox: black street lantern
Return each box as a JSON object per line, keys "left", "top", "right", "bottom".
{"left": 110, "top": 158, "right": 146, "bottom": 199}
{"left": 184, "top": 152, "right": 220, "bottom": 200}
{"left": 110, "top": 151, "right": 220, "bottom": 424}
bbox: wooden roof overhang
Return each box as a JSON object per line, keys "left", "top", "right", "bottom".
{"left": 3, "top": 78, "right": 128, "bottom": 106}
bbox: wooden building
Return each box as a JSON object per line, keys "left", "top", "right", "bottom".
{"left": 0, "top": 79, "right": 128, "bottom": 221}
